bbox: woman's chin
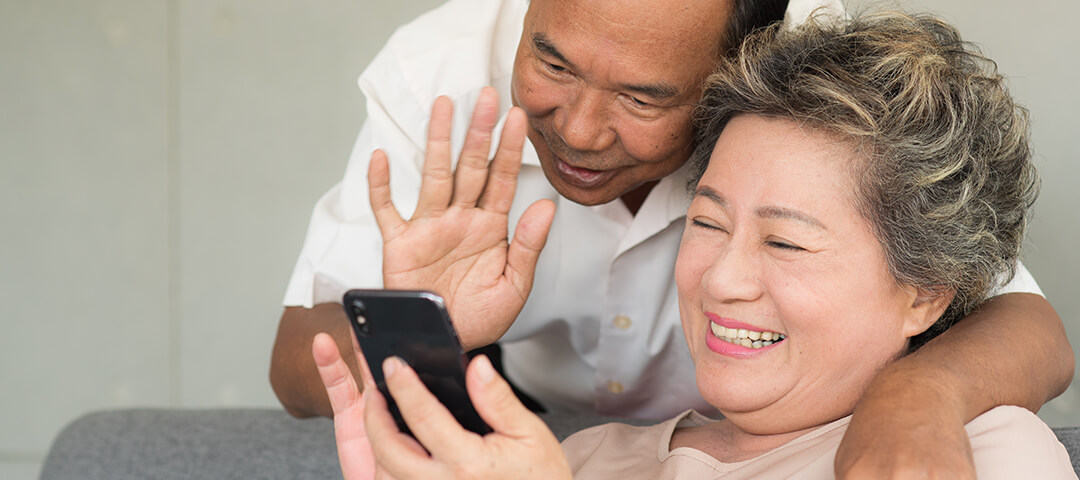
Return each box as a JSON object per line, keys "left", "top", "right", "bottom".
{"left": 696, "top": 370, "right": 785, "bottom": 418}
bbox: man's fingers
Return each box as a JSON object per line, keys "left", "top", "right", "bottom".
{"left": 415, "top": 96, "right": 455, "bottom": 216}
{"left": 478, "top": 106, "right": 527, "bottom": 213}
{"left": 506, "top": 199, "right": 556, "bottom": 296}
{"left": 452, "top": 87, "right": 499, "bottom": 207}
{"left": 368, "top": 150, "right": 405, "bottom": 239}
{"left": 466, "top": 354, "right": 548, "bottom": 437}
{"left": 382, "top": 357, "right": 479, "bottom": 456}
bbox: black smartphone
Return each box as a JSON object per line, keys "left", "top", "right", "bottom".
{"left": 342, "top": 289, "right": 492, "bottom": 436}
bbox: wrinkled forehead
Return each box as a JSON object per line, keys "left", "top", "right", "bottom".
{"left": 525, "top": 0, "right": 732, "bottom": 63}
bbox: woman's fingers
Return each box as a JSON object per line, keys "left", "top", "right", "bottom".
{"left": 380, "top": 357, "right": 478, "bottom": 456}
{"left": 368, "top": 150, "right": 405, "bottom": 239}
{"left": 363, "top": 385, "right": 439, "bottom": 479}
{"left": 478, "top": 106, "right": 527, "bottom": 214}
{"left": 313, "top": 333, "right": 377, "bottom": 480}
{"left": 465, "top": 354, "right": 550, "bottom": 437}
{"left": 414, "top": 96, "right": 455, "bottom": 217}
{"left": 347, "top": 334, "right": 376, "bottom": 393}
{"left": 313, "top": 333, "right": 363, "bottom": 418}
{"left": 452, "top": 87, "right": 499, "bottom": 208}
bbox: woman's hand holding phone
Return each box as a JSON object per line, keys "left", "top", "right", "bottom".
{"left": 312, "top": 332, "right": 379, "bottom": 480}
{"left": 366, "top": 87, "right": 556, "bottom": 351}
{"left": 313, "top": 333, "right": 572, "bottom": 480}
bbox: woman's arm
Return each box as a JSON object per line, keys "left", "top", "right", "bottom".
{"left": 835, "top": 293, "right": 1074, "bottom": 478}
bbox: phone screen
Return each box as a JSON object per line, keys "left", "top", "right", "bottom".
{"left": 343, "top": 289, "right": 491, "bottom": 436}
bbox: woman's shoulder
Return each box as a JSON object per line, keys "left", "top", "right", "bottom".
{"left": 561, "top": 410, "right": 711, "bottom": 479}
{"left": 967, "top": 405, "right": 1077, "bottom": 479}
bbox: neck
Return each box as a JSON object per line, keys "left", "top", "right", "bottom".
{"left": 620, "top": 180, "right": 659, "bottom": 216}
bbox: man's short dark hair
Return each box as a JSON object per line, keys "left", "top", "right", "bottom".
{"left": 722, "top": 0, "right": 789, "bottom": 55}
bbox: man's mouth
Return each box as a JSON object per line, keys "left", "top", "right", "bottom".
{"left": 552, "top": 156, "right": 618, "bottom": 188}
{"left": 710, "top": 321, "right": 786, "bottom": 350}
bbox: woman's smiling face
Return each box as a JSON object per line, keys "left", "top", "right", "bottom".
{"left": 675, "top": 114, "right": 940, "bottom": 435}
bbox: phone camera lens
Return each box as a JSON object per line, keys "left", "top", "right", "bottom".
{"left": 350, "top": 300, "right": 371, "bottom": 335}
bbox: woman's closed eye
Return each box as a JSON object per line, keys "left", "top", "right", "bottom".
{"left": 692, "top": 218, "right": 728, "bottom": 233}
{"left": 766, "top": 238, "right": 805, "bottom": 251}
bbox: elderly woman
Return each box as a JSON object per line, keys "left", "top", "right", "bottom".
{"left": 313, "top": 11, "right": 1076, "bottom": 479}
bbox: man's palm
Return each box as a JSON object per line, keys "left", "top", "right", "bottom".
{"left": 369, "top": 89, "right": 554, "bottom": 351}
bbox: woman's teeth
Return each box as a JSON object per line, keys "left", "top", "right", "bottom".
{"left": 710, "top": 322, "right": 786, "bottom": 349}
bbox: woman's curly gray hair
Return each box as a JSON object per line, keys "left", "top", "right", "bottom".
{"left": 689, "top": 11, "right": 1039, "bottom": 350}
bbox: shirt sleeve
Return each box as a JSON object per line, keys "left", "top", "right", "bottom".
{"left": 282, "top": 39, "right": 428, "bottom": 307}
{"left": 988, "top": 260, "right": 1044, "bottom": 298}
{"left": 281, "top": 0, "right": 517, "bottom": 308}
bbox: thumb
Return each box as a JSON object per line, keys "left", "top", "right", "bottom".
{"left": 465, "top": 354, "right": 547, "bottom": 437}
{"left": 505, "top": 199, "right": 555, "bottom": 295}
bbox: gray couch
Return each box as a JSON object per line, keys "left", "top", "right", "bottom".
{"left": 41, "top": 408, "right": 1080, "bottom": 479}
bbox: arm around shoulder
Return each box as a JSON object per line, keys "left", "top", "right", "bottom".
{"left": 834, "top": 293, "right": 1074, "bottom": 478}
{"left": 931, "top": 292, "right": 1073, "bottom": 414}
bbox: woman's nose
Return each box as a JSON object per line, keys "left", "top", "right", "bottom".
{"left": 555, "top": 89, "right": 616, "bottom": 152}
{"left": 703, "top": 240, "right": 765, "bottom": 304}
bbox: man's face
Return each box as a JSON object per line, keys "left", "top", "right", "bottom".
{"left": 511, "top": 0, "right": 732, "bottom": 206}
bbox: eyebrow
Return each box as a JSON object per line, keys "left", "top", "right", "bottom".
{"left": 531, "top": 33, "right": 682, "bottom": 101}
{"left": 621, "top": 82, "right": 680, "bottom": 101}
{"left": 756, "top": 206, "right": 827, "bottom": 231}
{"left": 694, "top": 185, "right": 728, "bottom": 207}
{"left": 532, "top": 33, "right": 576, "bottom": 70}
{"left": 693, "top": 186, "right": 827, "bottom": 231}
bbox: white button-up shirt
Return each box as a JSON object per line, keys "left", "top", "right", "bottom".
{"left": 283, "top": 0, "right": 1042, "bottom": 419}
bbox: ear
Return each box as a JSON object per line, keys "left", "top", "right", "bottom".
{"left": 900, "top": 286, "right": 956, "bottom": 339}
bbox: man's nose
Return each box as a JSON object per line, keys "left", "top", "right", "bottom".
{"left": 556, "top": 89, "right": 616, "bottom": 152}
{"left": 703, "top": 238, "right": 765, "bottom": 304}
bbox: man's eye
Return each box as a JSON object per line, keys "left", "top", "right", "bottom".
{"left": 624, "top": 94, "right": 652, "bottom": 108}
{"left": 545, "top": 62, "right": 566, "bottom": 73}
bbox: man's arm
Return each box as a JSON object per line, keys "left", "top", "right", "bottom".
{"left": 270, "top": 305, "right": 360, "bottom": 418}
{"left": 836, "top": 292, "right": 1074, "bottom": 478}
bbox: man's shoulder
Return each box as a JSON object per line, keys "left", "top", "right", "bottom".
{"left": 360, "top": 0, "right": 527, "bottom": 105}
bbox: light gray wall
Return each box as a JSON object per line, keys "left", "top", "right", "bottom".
{"left": 0, "top": 0, "right": 1076, "bottom": 477}
{"left": 0, "top": 0, "right": 444, "bottom": 477}
{"left": 841, "top": 0, "right": 1080, "bottom": 426}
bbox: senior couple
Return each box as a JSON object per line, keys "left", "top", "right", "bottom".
{"left": 271, "top": 0, "right": 1076, "bottom": 477}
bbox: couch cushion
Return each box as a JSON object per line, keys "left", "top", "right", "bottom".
{"left": 40, "top": 409, "right": 339, "bottom": 480}
{"left": 40, "top": 409, "right": 1080, "bottom": 479}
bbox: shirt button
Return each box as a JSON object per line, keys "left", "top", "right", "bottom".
{"left": 613, "top": 315, "right": 632, "bottom": 330}
{"left": 607, "top": 380, "right": 624, "bottom": 394}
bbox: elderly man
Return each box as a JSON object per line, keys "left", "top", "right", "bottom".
{"left": 270, "top": 0, "right": 1073, "bottom": 476}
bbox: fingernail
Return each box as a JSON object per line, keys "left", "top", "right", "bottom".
{"left": 474, "top": 355, "right": 495, "bottom": 384}
{"left": 383, "top": 356, "right": 402, "bottom": 378}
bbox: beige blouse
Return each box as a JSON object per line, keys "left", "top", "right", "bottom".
{"left": 561, "top": 405, "right": 1076, "bottom": 479}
